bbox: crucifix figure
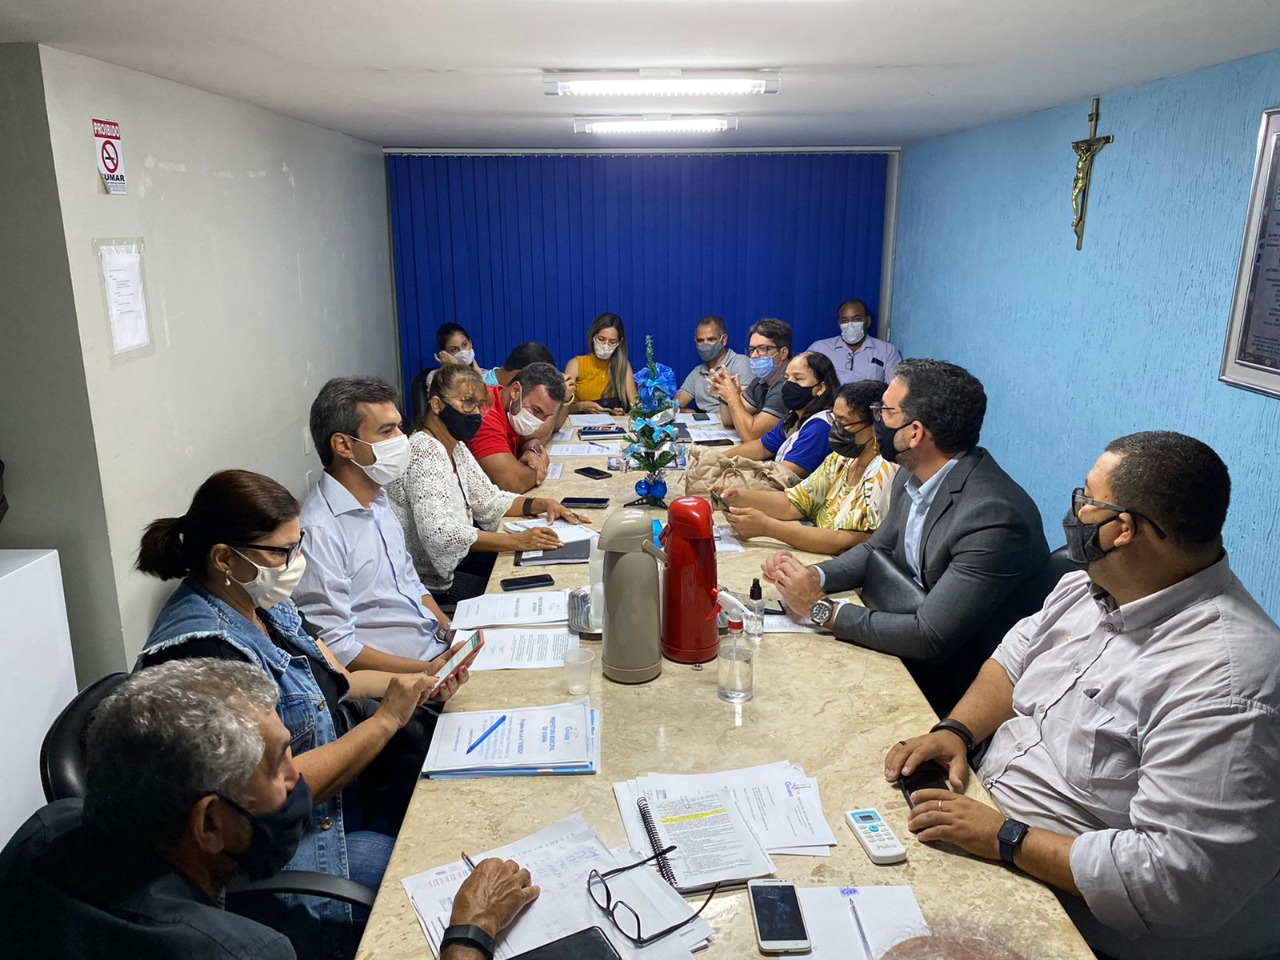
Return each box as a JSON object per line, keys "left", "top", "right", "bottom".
{"left": 1071, "top": 97, "right": 1113, "bottom": 250}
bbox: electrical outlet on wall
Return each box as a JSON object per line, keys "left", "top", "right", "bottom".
{"left": 302, "top": 427, "right": 314, "bottom": 456}
{"left": 305, "top": 470, "right": 315, "bottom": 492}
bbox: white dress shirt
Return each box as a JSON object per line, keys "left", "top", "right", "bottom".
{"left": 981, "top": 557, "right": 1280, "bottom": 960}
{"left": 295, "top": 472, "right": 444, "bottom": 665}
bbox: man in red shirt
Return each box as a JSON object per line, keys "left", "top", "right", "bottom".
{"left": 467, "top": 361, "right": 566, "bottom": 493}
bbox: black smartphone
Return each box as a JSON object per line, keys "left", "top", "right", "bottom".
{"left": 575, "top": 466, "right": 611, "bottom": 480}
{"left": 898, "top": 762, "right": 951, "bottom": 809}
{"left": 708, "top": 489, "right": 730, "bottom": 513}
{"left": 561, "top": 497, "right": 610, "bottom": 509}
{"left": 700, "top": 438, "right": 734, "bottom": 446}
{"left": 500, "top": 573, "right": 555, "bottom": 592}
{"left": 692, "top": 411, "right": 711, "bottom": 421}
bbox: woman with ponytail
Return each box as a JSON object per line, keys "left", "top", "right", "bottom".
{"left": 135, "top": 469, "right": 481, "bottom": 959}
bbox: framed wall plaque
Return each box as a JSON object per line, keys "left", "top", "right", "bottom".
{"left": 1222, "top": 108, "right": 1280, "bottom": 399}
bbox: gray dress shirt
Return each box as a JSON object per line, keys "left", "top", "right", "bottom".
{"left": 981, "top": 558, "right": 1280, "bottom": 960}
{"left": 295, "top": 472, "right": 443, "bottom": 665}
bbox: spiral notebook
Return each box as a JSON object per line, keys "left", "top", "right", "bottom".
{"left": 629, "top": 787, "right": 775, "bottom": 892}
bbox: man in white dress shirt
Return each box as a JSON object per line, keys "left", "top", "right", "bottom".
{"left": 295, "top": 376, "right": 452, "bottom": 670}
{"left": 884, "top": 431, "right": 1280, "bottom": 960}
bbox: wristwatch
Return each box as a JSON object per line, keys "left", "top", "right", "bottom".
{"left": 522, "top": 497, "right": 536, "bottom": 518}
{"left": 997, "top": 818, "right": 1030, "bottom": 867}
{"left": 440, "top": 924, "right": 495, "bottom": 960}
{"left": 809, "top": 598, "right": 835, "bottom": 627}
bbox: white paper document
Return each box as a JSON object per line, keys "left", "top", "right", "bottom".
{"left": 550, "top": 442, "right": 621, "bottom": 457}
{"left": 506, "top": 518, "right": 599, "bottom": 545}
{"left": 687, "top": 427, "right": 739, "bottom": 443}
{"left": 422, "top": 697, "right": 595, "bottom": 775}
{"left": 458, "top": 627, "right": 578, "bottom": 670}
{"left": 568, "top": 414, "right": 617, "bottom": 426}
{"left": 544, "top": 462, "right": 565, "bottom": 480}
{"left": 801, "top": 885, "right": 928, "bottom": 959}
{"left": 98, "top": 242, "right": 150, "bottom": 354}
{"left": 762, "top": 612, "right": 825, "bottom": 635}
{"left": 712, "top": 525, "right": 745, "bottom": 554}
{"left": 451, "top": 590, "right": 569, "bottom": 629}
{"left": 551, "top": 428, "right": 574, "bottom": 443}
{"left": 616, "top": 762, "right": 837, "bottom": 860}
{"left": 644, "top": 787, "right": 776, "bottom": 891}
{"left": 402, "top": 816, "right": 702, "bottom": 960}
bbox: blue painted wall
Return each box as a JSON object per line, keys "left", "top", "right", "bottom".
{"left": 892, "top": 48, "right": 1280, "bottom": 616}
{"left": 387, "top": 153, "right": 887, "bottom": 394}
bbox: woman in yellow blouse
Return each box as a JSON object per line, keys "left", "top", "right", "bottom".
{"left": 714, "top": 380, "right": 897, "bottom": 556}
{"left": 564, "top": 313, "right": 639, "bottom": 413}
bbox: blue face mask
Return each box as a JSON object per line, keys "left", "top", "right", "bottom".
{"left": 749, "top": 355, "right": 776, "bottom": 378}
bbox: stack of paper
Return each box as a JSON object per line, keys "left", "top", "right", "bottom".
{"left": 801, "top": 886, "right": 928, "bottom": 959}
{"left": 615, "top": 762, "right": 838, "bottom": 862}
{"left": 422, "top": 697, "right": 600, "bottom": 779}
{"left": 403, "top": 815, "right": 710, "bottom": 960}
{"left": 454, "top": 627, "right": 578, "bottom": 671}
{"left": 568, "top": 414, "right": 618, "bottom": 427}
{"left": 507, "top": 518, "right": 600, "bottom": 565}
{"left": 687, "top": 426, "right": 740, "bottom": 444}
{"left": 549, "top": 441, "right": 621, "bottom": 457}
{"left": 711, "top": 524, "right": 745, "bottom": 554}
{"left": 451, "top": 590, "right": 569, "bottom": 629}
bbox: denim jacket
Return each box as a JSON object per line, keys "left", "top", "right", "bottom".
{"left": 137, "top": 580, "right": 356, "bottom": 960}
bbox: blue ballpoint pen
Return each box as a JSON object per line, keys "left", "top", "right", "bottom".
{"left": 465, "top": 714, "right": 507, "bottom": 754}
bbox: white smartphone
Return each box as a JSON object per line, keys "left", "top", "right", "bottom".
{"left": 427, "top": 633, "right": 482, "bottom": 697}
{"left": 747, "top": 879, "right": 811, "bottom": 954}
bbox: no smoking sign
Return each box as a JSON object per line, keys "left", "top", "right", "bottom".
{"left": 93, "top": 118, "right": 127, "bottom": 195}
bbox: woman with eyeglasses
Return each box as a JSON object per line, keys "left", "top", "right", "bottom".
{"left": 385, "top": 364, "right": 583, "bottom": 606}
{"left": 714, "top": 379, "right": 898, "bottom": 554}
{"left": 564, "top": 312, "right": 639, "bottom": 414}
{"left": 134, "top": 468, "right": 481, "bottom": 957}
{"left": 720, "top": 351, "right": 841, "bottom": 481}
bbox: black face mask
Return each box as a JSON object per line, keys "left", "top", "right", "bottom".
{"left": 781, "top": 381, "right": 816, "bottom": 412}
{"left": 828, "top": 424, "right": 868, "bottom": 460}
{"left": 1062, "top": 508, "right": 1117, "bottom": 565}
{"left": 874, "top": 419, "right": 908, "bottom": 464}
{"left": 439, "top": 404, "right": 484, "bottom": 442}
{"left": 219, "top": 775, "right": 312, "bottom": 881}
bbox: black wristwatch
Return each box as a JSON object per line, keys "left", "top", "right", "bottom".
{"left": 997, "top": 818, "right": 1030, "bottom": 867}
{"left": 522, "top": 497, "right": 536, "bottom": 518}
{"left": 930, "top": 718, "right": 976, "bottom": 752}
{"left": 440, "top": 924, "right": 495, "bottom": 959}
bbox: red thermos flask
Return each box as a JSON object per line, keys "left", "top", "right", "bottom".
{"left": 659, "top": 496, "right": 719, "bottom": 664}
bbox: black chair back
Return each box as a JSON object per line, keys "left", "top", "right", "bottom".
{"left": 39, "top": 672, "right": 130, "bottom": 802}
{"left": 1048, "top": 545, "right": 1087, "bottom": 582}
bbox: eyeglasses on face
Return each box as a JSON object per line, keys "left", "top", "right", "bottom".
{"left": 747, "top": 343, "right": 780, "bottom": 358}
{"left": 445, "top": 395, "right": 486, "bottom": 415}
{"left": 869, "top": 401, "right": 914, "bottom": 428}
{"left": 1070, "top": 488, "right": 1167, "bottom": 539}
{"left": 586, "top": 845, "right": 718, "bottom": 947}
{"left": 229, "top": 530, "right": 306, "bottom": 567}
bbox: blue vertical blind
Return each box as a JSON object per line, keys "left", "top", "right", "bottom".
{"left": 387, "top": 153, "right": 888, "bottom": 390}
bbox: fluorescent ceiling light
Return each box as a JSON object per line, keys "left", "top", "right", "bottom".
{"left": 546, "top": 69, "right": 780, "bottom": 97}
{"left": 573, "top": 115, "right": 738, "bottom": 135}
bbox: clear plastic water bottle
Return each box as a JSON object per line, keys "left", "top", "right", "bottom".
{"left": 717, "top": 618, "right": 753, "bottom": 702}
{"left": 745, "top": 578, "right": 765, "bottom": 644}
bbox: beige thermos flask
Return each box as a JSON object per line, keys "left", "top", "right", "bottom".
{"left": 597, "top": 508, "right": 665, "bottom": 683}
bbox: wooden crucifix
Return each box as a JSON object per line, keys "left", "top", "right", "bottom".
{"left": 1071, "top": 97, "right": 1113, "bottom": 250}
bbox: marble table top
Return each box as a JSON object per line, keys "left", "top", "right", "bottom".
{"left": 355, "top": 443, "right": 1092, "bottom": 959}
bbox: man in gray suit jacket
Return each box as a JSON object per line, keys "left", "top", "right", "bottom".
{"left": 765, "top": 359, "right": 1055, "bottom": 715}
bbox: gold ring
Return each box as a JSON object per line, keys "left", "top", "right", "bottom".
{"left": 937, "top": 800, "right": 943, "bottom": 812}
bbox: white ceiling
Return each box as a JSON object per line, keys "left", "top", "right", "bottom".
{"left": 4, "top": 0, "right": 1280, "bottom": 149}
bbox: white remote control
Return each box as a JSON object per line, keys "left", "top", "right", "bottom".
{"left": 845, "top": 808, "right": 907, "bottom": 864}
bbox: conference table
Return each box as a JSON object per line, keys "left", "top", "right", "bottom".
{"left": 355, "top": 440, "right": 1094, "bottom": 959}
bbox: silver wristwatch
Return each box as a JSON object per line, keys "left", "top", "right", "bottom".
{"left": 809, "top": 598, "right": 835, "bottom": 627}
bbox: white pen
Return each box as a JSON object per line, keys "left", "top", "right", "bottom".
{"left": 849, "top": 894, "right": 875, "bottom": 960}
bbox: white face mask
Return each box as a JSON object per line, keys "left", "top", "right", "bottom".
{"left": 454, "top": 348, "right": 475, "bottom": 366}
{"left": 507, "top": 389, "right": 545, "bottom": 437}
{"left": 594, "top": 340, "right": 618, "bottom": 360}
{"left": 840, "top": 321, "right": 867, "bottom": 345}
{"left": 347, "top": 433, "right": 410, "bottom": 486}
{"left": 231, "top": 551, "right": 307, "bottom": 610}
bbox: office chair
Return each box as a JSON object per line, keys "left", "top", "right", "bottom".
{"left": 1048, "top": 545, "right": 1087, "bottom": 583}
{"left": 38, "top": 671, "right": 375, "bottom": 910}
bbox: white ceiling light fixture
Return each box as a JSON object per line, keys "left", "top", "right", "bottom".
{"left": 546, "top": 69, "right": 780, "bottom": 97}
{"left": 573, "top": 115, "right": 739, "bottom": 135}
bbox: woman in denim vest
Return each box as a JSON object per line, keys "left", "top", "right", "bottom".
{"left": 134, "top": 469, "right": 480, "bottom": 960}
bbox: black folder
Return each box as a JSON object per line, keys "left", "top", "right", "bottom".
{"left": 510, "top": 926, "right": 622, "bottom": 959}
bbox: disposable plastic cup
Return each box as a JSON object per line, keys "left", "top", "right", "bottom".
{"left": 563, "top": 648, "right": 595, "bottom": 694}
